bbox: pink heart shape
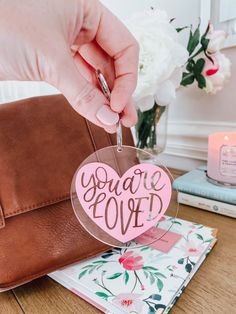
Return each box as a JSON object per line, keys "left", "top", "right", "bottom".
{"left": 75, "top": 162, "right": 172, "bottom": 243}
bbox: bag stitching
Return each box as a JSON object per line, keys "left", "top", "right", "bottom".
{"left": 4, "top": 194, "right": 70, "bottom": 218}
{"left": 0, "top": 206, "right": 5, "bottom": 227}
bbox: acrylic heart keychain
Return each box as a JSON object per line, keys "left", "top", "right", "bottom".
{"left": 71, "top": 70, "right": 179, "bottom": 248}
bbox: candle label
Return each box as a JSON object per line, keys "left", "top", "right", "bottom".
{"left": 220, "top": 145, "right": 236, "bottom": 177}
{"left": 75, "top": 162, "right": 172, "bottom": 243}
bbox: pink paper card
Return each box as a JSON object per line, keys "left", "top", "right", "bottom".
{"left": 75, "top": 162, "right": 172, "bottom": 243}
{"left": 135, "top": 227, "right": 182, "bottom": 253}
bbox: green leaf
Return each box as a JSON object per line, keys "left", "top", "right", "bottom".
{"left": 187, "top": 29, "right": 193, "bottom": 52}
{"left": 89, "top": 267, "right": 96, "bottom": 274}
{"left": 78, "top": 269, "right": 87, "bottom": 280}
{"left": 140, "top": 246, "right": 149, "bottom": 252}
{"left": 150, "top": 273, "right": 155, "bottom": 285}
{"left": 201, "top": 37, "right": 210, "bottom": 50}
{"left": 93, "top": 260, "right": 108, "bottom": 264}
{"left": 157, "top": 278, "right": 164, "bottom": 292}
{"left": 81, "top": 265, "right": 93, "bottom": 269}
{"left": 150, "top": 294, "right": 162, "bottom": 301}
{"left": 96, "top": 264, "right": 105, "bottom": 271}
{"left": 124, "top": 271, "right": 129, "bottom": 284}
{"left": 176, "top": 26, "right": 188, "bottom": 33}
{"left": 101, "top": 253, "right": 114, "bottom": 259}
{"left": 172, "top": 220, "right": 182, "bottom": 225}
{"left": 178, "top": 258, "right": 184, "bottom": 264}
{"left": 205, "top": 239, "right": 213, "bottom": 243}
{"left": 143, "top": 266, "right": 158, "bottom": 271}
{"left": 107, "top": 272, "right": 122, "bottom": 280}
{"left": 95, "top": 292, "right": 109, "bottom": 300}
{"left": 155, "top": 304, "right": 166, "bottom": 311}
{"left": 143, "top": 270, "right": 149, "bottom": 279}
{"left": 181, "top": 72, "right": 195, "bottom": 86}
{"left": 202, "top": 22, "right": 211, "bottom": 38}
{"left": 196, "top": 74, "right": 206, "bottom": 89}
{"left": 185, "top": 263, "right": 193, "bottom": 273}
{"left": 196, "top": 233, "right": 204, "bottom": 241}
{"left": 154, "top": 272, "right": 167, "bottom": 279}
{"left": 148, "top": 306, "right": 156, "bottom": 313}
{"left": 187, "top": 26, "right": 200, "bottom": 55}
{"left": 196, "top": 225, "right": 204, "bottom": 229}
{"left": 105, "top": 250, "right": 113, "bottom": 254}
{"left": 186, "top": 59, "right": 195, "bottom": 72}
{"left": 193, "top": 58, "right": 205, "bottom": 75}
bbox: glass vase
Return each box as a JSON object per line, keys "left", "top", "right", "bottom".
{"left": 135, "top": 102, "right": 168, "bottom": 162}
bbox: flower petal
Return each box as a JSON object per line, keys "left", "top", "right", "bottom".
{"left": 154, "top": 80, "right": 176, "bottom": 106}
{"left": 136, "top": 95, "right": 155, "bottom": 112}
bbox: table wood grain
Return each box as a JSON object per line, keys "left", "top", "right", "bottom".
{"left": 1, "top": 170, "right": 236, "bottom": 314}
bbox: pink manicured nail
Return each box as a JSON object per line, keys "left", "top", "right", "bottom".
{"left": 96, "top": 105, "right": 119, "bottom": 126}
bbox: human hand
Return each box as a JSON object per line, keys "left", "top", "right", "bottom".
{"left": 0, "top": 0, "right": 139, "bottom": 132}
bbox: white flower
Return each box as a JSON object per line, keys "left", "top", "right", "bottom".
{"left": 154, "top": 68, "right": 182, "bottom": 106}
{"left": 154, "top": 80, "right": 176, "bottom": 106}
{"left": 203, "top": 52, "right": 231, "bottom": 94}
{"left": 206, "top": 24, "right": 227, "bottom": 54}
{"left": 135, "top": 95, "right": 155, "bottom": 112}
{"left": 125, "top": 9, "right": 188, "bottom": 111}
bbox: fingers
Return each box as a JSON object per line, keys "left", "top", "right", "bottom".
{"left": 78, "top": 41, "right": 115, "bottom": 89}
{"left": 96, "top": 5, "right": 139, "bottom": 116}
{"left": 47, "top": 50, "right": 118, "bottom": 133}
{"left": 121, "top": 99, "right": 138, "bottom": 127}
{"left": 72, "top": 43, "right": 115, "bottom": 90}
{"left": 73, "top": 48, "right": 137, "bottom": 129}
{"left": 73, "top": 50, "right": 98, "bottom": 86}
{"left": 73, "top": 45, "right": 137, "bottom": 129}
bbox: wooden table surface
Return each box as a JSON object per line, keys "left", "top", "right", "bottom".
{"left": 1, "top": 170, "right": 236, "bottom": 314}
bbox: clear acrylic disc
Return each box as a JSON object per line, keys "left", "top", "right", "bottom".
{"left": 71, "top": 145, "right": 179, "bottom": 249}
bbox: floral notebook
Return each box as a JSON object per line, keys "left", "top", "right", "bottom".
{"left": 49, "top": 217, "right": 217, "bottom": 314}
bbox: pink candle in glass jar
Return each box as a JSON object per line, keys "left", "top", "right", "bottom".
{"left": 207, "top": 132, "right": 236, "bottom": 187}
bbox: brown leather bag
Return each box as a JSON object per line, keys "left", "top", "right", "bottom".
{"left": 0, "top": 94, "right": 134, "bottom": 290}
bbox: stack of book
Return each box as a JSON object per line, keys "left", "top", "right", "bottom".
{"left": 173, "top": 166, "right": 236, "bottom": 218}
{"left": 49, "top": 216, "right": 217, "bottom": 314}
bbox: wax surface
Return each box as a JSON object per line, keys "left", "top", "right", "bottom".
{"left": 207, "top": 132, "right": 236, "bottom": 185}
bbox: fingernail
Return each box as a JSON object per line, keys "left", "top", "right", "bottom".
{"left": 96, "top": 105, "right": 119, "bottom": 126}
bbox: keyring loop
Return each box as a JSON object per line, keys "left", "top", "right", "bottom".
{"left": 96, "top": 69, "right": 111, "bottom": 100}
{"left": 116, "top": 121, "right": 122, "bottom": 152}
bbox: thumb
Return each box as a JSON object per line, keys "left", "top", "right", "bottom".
{"left": 46, "top": 51, "right": 119, "bottom": 133}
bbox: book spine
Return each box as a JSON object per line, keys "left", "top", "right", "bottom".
{"left": 173, "top": 181, "right": 236, "bottom": 205}
{"left": 178, "top": 192, "right": 236, "bottom": 218}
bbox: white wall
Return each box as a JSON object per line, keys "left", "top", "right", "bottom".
{"left": 0, "top": 81, "right": 59, "bottom": 104}
{"left": 0, "top": 0, "right": 235, "bottom": 171}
